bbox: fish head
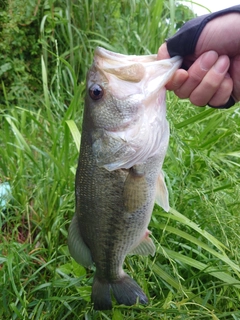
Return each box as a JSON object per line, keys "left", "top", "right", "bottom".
{"left": 85, "top": 48, "right": 147, "bottom": 132}
{"left": 85, "top": 47, "right": 182, "bottom": 170}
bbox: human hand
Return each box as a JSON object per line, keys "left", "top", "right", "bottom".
{"left": 158, "top": 13, "right": 240, "bottom": 107}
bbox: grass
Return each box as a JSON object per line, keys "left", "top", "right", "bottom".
{"left": 1, "top": 0, "right": 240, "bottom": 319}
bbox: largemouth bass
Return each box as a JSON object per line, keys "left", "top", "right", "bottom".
{"left": 68, "top": 47, "right": 182, "bottom": 310}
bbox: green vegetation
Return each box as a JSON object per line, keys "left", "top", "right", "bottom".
{"left": 0, "top": 0, "right": 239, "bottom": 319}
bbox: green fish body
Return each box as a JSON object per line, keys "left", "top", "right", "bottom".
{"left": 68, "top": 47, "right": 182, "bottom": 310}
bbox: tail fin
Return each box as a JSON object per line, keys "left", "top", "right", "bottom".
{"left": 92, "top": 273, "right": 148, "bottom": 310}
{"left": 111, "top": 274, "right": 148, "bottom": 307}
{"left": 91, "top": 277, "right": 112, "bottom": 310}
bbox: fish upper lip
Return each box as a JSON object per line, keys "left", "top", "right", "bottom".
{"left": 95, "top": 46, "right": 157, "bottom": 63}
{"left": 95, "top": 46, "right": 182, "bottom": 65}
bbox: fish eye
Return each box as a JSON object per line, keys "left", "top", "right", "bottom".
{"left": 89, "top": 84, "right": 104, "bottom": 100}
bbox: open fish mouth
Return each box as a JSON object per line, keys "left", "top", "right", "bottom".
{"left": 94, "top": 46, "right": 182, "bottom": 97}
{"left": 90, "top": 47, "right": 182, "bottom": 171}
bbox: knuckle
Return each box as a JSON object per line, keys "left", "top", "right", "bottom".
{"left": 188, "top": 70, "right": 204, "bottom": 83}
{"left": 190, "top": 96, "right": 207, "bottom": 107}
{"left": 174, "top": 89, "right": 188, "bottom": 99}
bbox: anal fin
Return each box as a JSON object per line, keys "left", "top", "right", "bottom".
{"left": 128, "top": 230, "right": 156, "bottom": 256}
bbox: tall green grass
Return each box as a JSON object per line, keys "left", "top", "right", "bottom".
{"left": 0, "top": 0, "right": 240, "bottom": 319}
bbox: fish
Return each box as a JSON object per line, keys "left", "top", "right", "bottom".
{"left": 68, "top": 47, "right": 182, "bottom": 310}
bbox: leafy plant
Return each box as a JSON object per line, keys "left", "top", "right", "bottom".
{"left": 0, "top": 0, "right": 43, "bottom": 106}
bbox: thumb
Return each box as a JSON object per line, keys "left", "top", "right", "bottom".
{"left": 157, "top": 43, "right": 171, "bottom": 60}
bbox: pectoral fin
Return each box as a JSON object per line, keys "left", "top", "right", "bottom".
{"left": 68, "top": 214, "right": 93, "bottom": 267}
{"left": 155, "top": 170, "right": 169, "bottom": 212}
{"left": 123, "top": 166, "right": 148, "bottom": 213}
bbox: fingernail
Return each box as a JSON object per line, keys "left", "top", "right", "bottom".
{"left": 214, "top": 56, "right": 230, "bottom": 74}
{"left": 200, "top": 51, "right": 218, "bottom": 71}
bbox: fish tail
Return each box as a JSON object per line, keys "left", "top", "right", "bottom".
{"left": 91, "top": 276, "right": 112, "bottom": 310}
{"left": 92, "top": 273, "right": 148, "bottom": 310}
{"left": 111, "top": 273, "right": 148, "bottom": 307}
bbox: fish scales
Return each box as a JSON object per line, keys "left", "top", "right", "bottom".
{"left": 68, "top": 47, "right": 182, "bottom": 310}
